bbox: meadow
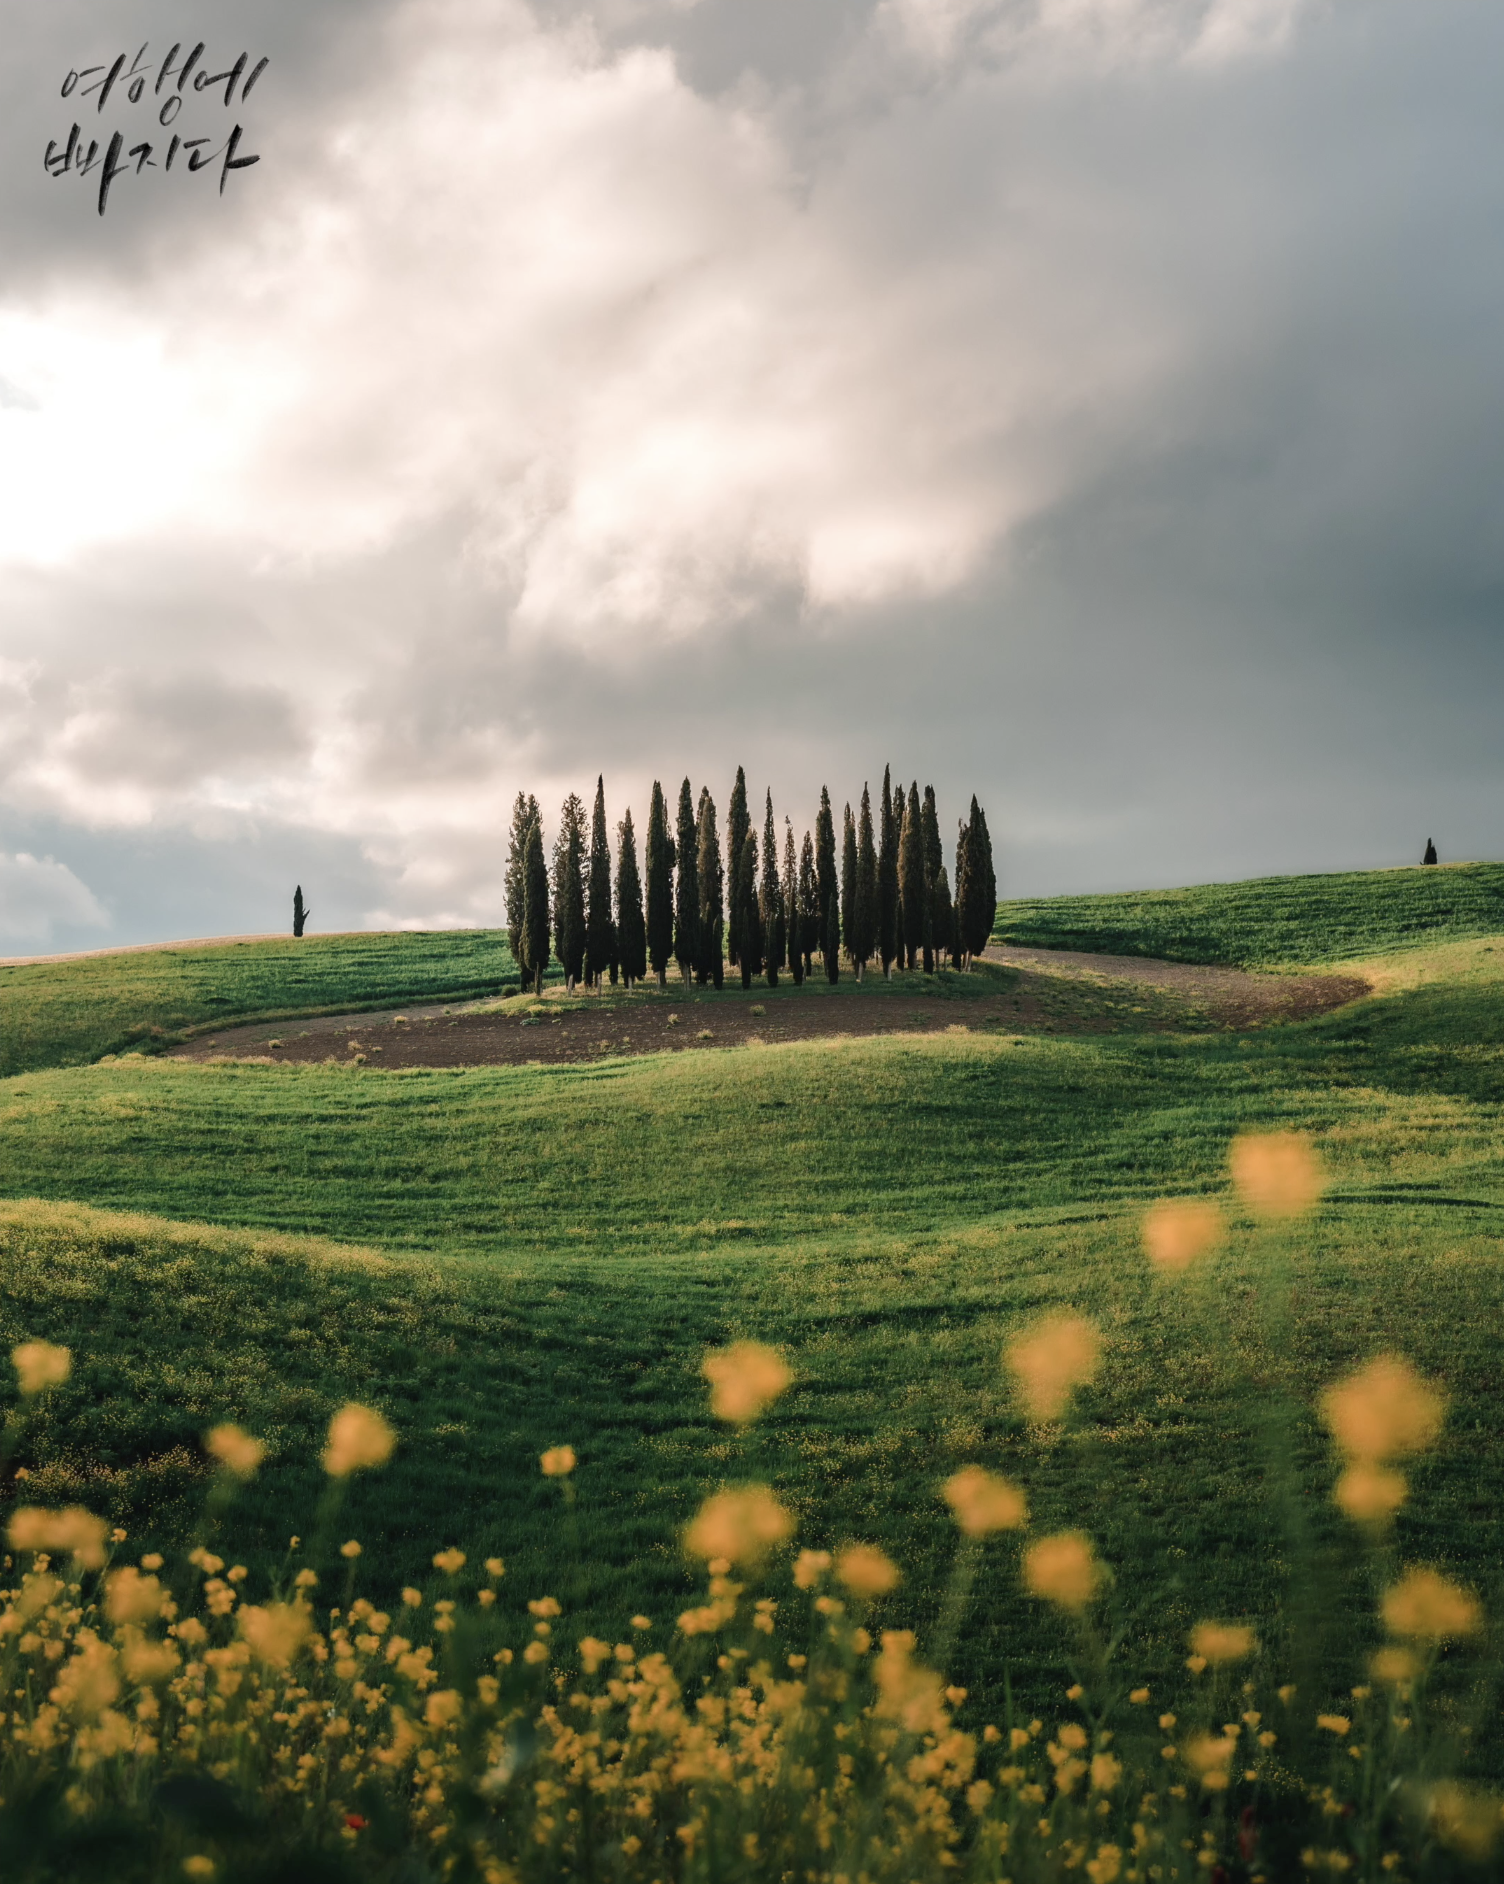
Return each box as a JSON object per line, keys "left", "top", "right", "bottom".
{"left": 0, "top": 870, "right": 1501, "bottom": 1875}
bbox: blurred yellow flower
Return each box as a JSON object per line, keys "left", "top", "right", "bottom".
{"left": 1189, "top": 1622, "right": 1258, "bottom": 1665}
{"left": 1334, "top": 1464, "right": 1408, "bottom": 1524}
{"left": 835, "top": 1544, "right": 901, "bottom": 1598}
{"left": 539, "top": 1445, "right": 577, "bottom": 1477}
{"left": 684, "top": 1486, "right": 794, "bottom": 1565}
{"left": 872, "top": 1629, "right": 948, "bottom": 1735}
{"left": 1229, "top": 1132, "right": 1323, "bottom": 1217}
{"left": 1382, "top": 1568, "right": 1481, "bottom": 1642}
{"left": 1006, "top": 1313, "right": 1101, "bottom": 1420}
{"left": 239, "top": 1601, "right": 312, "bottom": 1668}
{"left": 1022, "top": 1533, "right": 1101, "bottom": 1610}
{"left": 433, "top": 1548, "right": 466, "bottom": 1575}
{"left": 8, "top": 1504, "right": 109, "bottom": 1570}
{"left": 1428, "top": 1782, "right": 1502, "bottom": 1862}
{"left": 485, "top": 1557, "right": 506, "bottom": 1578}
{"left": 1321, "top": 1356, "right": 1444, "bottom": 1465}
{"left": 793, "top": 1548, "right": 832, "bottom": 1589}
{"left": 12, "top": 1340, "right": 70, "bottom": 1396}
{"left": 701, "top": 1341, "right": 792, "bottom": 1424}
{"left": 1090, "top": 1752, "right": 1122, "bottom": 1792}
{"left": 205, "top": 1423, "right": 266, "bottom": 1478}
{"left": 1183, "top": 1733, "right": 1237, "bottom": 1788}
{"left": 322, "top": 1405, "right": 396, "bottom": 1477}
{"left": 1142, "top": 1200, "right": 1224, "bottom": 1274}
{"left": 340, "top": 1539, "right": 362, "bottom": 1559}
{"left": 104, "top": 1566, "right": 164, "bottom": 1626}
{"left": 1316, "top": 1714, "right": 1350, "bottom": 1736}
{"left": 183, "top": 1860, "right": 217, "bottom": 1881}
{"left": 50, "top": 1636, "right": 121, "bottom": 1721}
{"left": 943, "top": 1465, "right": 1028, "bottom": 1536}
{"left": 1370, "top": 1645, "right": 1419, "bottom": 1686}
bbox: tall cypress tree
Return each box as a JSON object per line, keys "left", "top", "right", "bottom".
{"left": 696, "top": 787, "right": 724, "bottom": 988}
{"left": 878, "top": 764, "right": 899, "bottom": 979}
{"left": 824, "top": 893, "right": 840, "bottom": 983}
{"left": 933, "top": 863, "right": 958, "bottom": 970}
{"left": 736, "top": 831, "right": 761, "bottom": 988}
{"left": 840, "top": 803, "right": 856, "bottom": 964}
{"left": 954, "top": 817, "right": 973, "bottom": 971}
{"left": 645, "top": 781, "right": 674, "bottom": 990}
{"left": 673, "top": 779, "right": 699, "bottom": 986}
{"left": 585, "top": 776, "right": 615, "bottom": 989}
{"left": 759, "top": 791, "right": 782, "bottom": 988}
{"left": 520, "top": 811, "right": 550, "bottom": 995}
{"left": 615, "top": 808, "right": 646, "bottom": 988}
{"left": 552, "top": 794, "right": 587, "bottom": 991}
{"left": 782, "top": 820, "right": 803, "bottom": 986}
{"left": 726, "top": 767, "right": 750, "bottom": 969}
{"left": 815, "top": 788, "right": 838, "bottom": 963}
{"left": 961, "top": 796, "right": 997, "bottom": 963}
{"left": 798, "top": 830, "right": 818, "bottom": 981}
{"left": 852, "top": 784, "right": 877, "bottom": 980}
{"left": 920, "top": 785, "right": 942, "bottom": 974}
{"left": 504, "top": 791, "right": 538, "bottom": 969}
{"left": 899, "top": 782, "right": 924, "bottom": 971}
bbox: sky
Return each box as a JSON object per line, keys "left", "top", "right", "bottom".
{"left": 1, "top": 0, "right": 1500, "bottom": 950}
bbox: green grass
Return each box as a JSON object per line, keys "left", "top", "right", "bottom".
{"left": 994, "top": 860, "right": 1504, "bottom": 967}
{"left": 0, "top": 929, "right": 521, "bottom": 1077}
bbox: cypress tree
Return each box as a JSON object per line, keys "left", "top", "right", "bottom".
{"left": 852, "top": 784, "right": 877, "bottom": 980}
{"left": 615, "top": 809, "right": 646, "bottom": 988}
{"left": 736, "top": 831, "right": 761, "bottom": 988}
{"left": 798, "top": 831, "right": 818, "bottom": 981}
{"left": 964, "top": 796, "right": 998, "bottom": 961}
{"left": 552, "top": 794, "right": 587, "bottom": 991}
{"left": 585, "top": 776, "right": 615, "bottom": 989}
{"left": 840, "top": 803, "right": 856, "bottom": 964}
{"left": 504, "top": 791, "right": 537, "bottom": 968}
{"left": 954, "top": 817, "right": 973, "bottom": 971}
{"left": 824, "top": 893, "right": 840, "bottom": 983}
{"left": 645, "top": 781, "right": 674, "bottom": 990}
{"left": 782, "top": 820, "right": 803, "bottom": 986}
{"left": 521, "top": 811, "right": 550, "bottom": 995}
{"left": 920, "top": 785, "right": 942, "bottom": 974}
{"left": 759, "top": 790, "right": 782, "bottom": 988}
{"left": 933, "top": 863, "right": 957, "bottom": 970}
{"left": 815, "top": 788, "right": 838, "bottom": 954}
{"left": 696, "top": 787, "right": 724, "bottom": 989}
{"left": 899, "top": 782, "right": 924, "bottom": 971}
{"left": 877, "top": 765, "right": 899, "bottom": 977}
{"left": 726, "top": 767, "right": 749, "bottom": 968}
{"left": 674, "top": 779, "right": 700, "bottom": 987}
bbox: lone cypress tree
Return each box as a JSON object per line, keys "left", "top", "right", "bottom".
{"left": 852, "top": 784, "right": 877, "bottom": 980}
{"left": 782, "top": 820, "right": 803, "bottom": 986}
{"left": 920, "top": 785, "right": 942, "bottom": 974}
{"left": 824, "top": 893, "right": 840, "bottom": 983}
{"left": 726, "top": 767, "right": 750, "bottom": 968}
{"left": 674, "top": 779, "right": 700, "bottom": 987}
{"left": 815, "top": 788, "right": 838, "bottom": 960}
{"left": 585, "top": 776, "right": 615, "bottom": 989}
{"left": 759, "top": 791, "right": 782, "bottom": 988}
{"left": 899, "top": 782, "right": 924, "bottom": 970}
{"left": 292, "top": 886, "right": 310, "bottom": 937}
{"left": 878, "top": 765, "right": 899, "bottom": 977}
{"left": 798, "top": 830, "right": 818, "bottom": 980}
{"left": 521, "top": 813, "right": 550, "bottom": 995}
{"left": 552, "top": 794, "right": 587, "bottom": 991}
{"left": 504, "top": 791, "right": 537, "bottom": 964}
{"left": 840, "top": 803, "right": 856, "bottom": 964}
{"left": 696, "top": 787, "right": 724, "bottom": 988}
{"left": 736, "top": 831, "right": 761, "bottom": 988}
{"left": 615, "top": 809, "right": 646, "bottom": 988}
{"left": 645, "top": 781, "right": 674, "bottom": 990}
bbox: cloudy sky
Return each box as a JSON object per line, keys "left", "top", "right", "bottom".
{"left": 1, "top": 0, "right": 1500, "bottom": 948}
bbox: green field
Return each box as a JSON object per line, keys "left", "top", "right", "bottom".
{"left": 0, "top": 929, "right": 521, "bottom": 1077}
{"left": 0, "top": 867, "right": 1502, "bottom": 1742}
{"left": 994, "top": 860, "right": 1504, "bottom": 967}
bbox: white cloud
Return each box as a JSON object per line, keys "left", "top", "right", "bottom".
{"left": 0, "top": 852, "right": 109, "bottom": 943}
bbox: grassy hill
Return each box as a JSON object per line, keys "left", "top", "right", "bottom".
{"left": 994, "top": 860, "right": 1504, "bottom": 967}
{"left": 0, "top": 929, "right": 520, "bottom": 1077}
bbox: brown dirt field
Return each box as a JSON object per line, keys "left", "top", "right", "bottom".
{"left": 167, "top": 952, "right": 1368, "bottom": 1071}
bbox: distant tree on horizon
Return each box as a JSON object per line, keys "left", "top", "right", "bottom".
{"left": 815, "top": 788, "right": 837, "bottom": 969}
{"left": 735, "top": 830, "right": 761, "bottom": 988}
{"left": 520, "top": 813, "right": 550, "bottom": 995}
{"left": 921, "top": 785, "right": 942, "bottom": 974}
{"left": 504, "top": 791, "right": 539, "bottom": 965}
{"left": 878, "top": 764, "right": 899, "bottom": 978}
{"left": 899, "top": 782, "right": 924, "bottom": 971}
{"left": 674, "top": 779, "right": 700, "bottom": 988}
{"left": 840, "top": 803, "right": 856, "bottom": 965}
{"left": 759, "top": 791, "right": 783, "bottom": 988}
{"left": 552, "top": 794, "right": 587, "bottom": 992}
{"left": 957, "top": 795, "right": 997, "bottom": 966}
{"left": 798, "top": 828, "right": 818, "bottom": 982}
{"left": 726, "top": 767, "right": 750, "bottom": 969}
{"left": 615, "top": 808, "right": 646, "bottom": 988}
{"left": 585, "top": 776, "right": 616, "bottom": 988}
{"left": 783, "top": 819, "right": 803, "bottom": 986}
{"left": 645, "top": 781, "right": 674, "bottom": 989}
{"left": 852, "top": 784, "right": 877, "bottom": 979}
{"left": 696, "top": 786, "right": 724, "bottom": 988}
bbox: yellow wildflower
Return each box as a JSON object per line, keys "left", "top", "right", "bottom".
{"left": 1370, "top": 1646, "right": 1419, "bottom": 1686}
{"left": 1142, "top": 1200, "right": 1224, "bottom": 1274}
{"left": 943, "top": 1465, "right": 1028, "bottom": 1535}
{"left": 1091, "top": 1752, "right": 1122, "bottom": 1791}
{"left": 1427, "top": 1782, "right": 1502, "bottom": 1861}
{"left": 340, "top": 1539, "right": 363, "bottom": 1559}
{"left": 12, "top": 1340, "right": 70, "bottom": 1396}
{"left": 701, "top": 1341, "right": 792, "bottom": 1423}
{"left": 183, "top": 1861, "right": 217, "bottom": 1881}
{"left": 204, "top": 1424, "right": 266, "bottom": 1477}
{"left": 8, "top": 1505, "right": 110, "bottom": 1570}
{"left": 1006, "top": 1313, "right": 1101, "bottom": 1419}
{"left": 1317, "top": 1715, "right": 1350, "bottom": 1736}
{"left": 239, "top": 1602, "right": 312, "bottom": 1668}
{"left": 1382, "top": 1568, "right": 1481, "bottom": 1642}
{"left": 1322, "top": 1357, "right": 1444, "bottom": 1464}
{"left": 1334, "top": 1465, "right": 1408, "bottom": 1524}
{"left": 1189, "top": 1622, "right": 1258, "bottom": 1665}
{"left": 793, "top": 1549, "right": 832, "bottom": 1589}
{"left": 684, "top": 1486, "right": 793, "bottom": 1565}
{"left": 1022, "top": 1533, "right": 1101, "bottom": 1611}
{"left": 539, "top": 1445, "right": 576, "bottom": 1477}
{"left": 50, "top": 1636, "right": 120, "bottom": 1721}
{"left": 425, "top": 1688, "right": 463, "bottom": 1730}
{"left": 486, "top": 1557, "right": 506, "bottom": 1578}
{"left": 835, "top": 1543, "right": 901, "bottom": 1598}
{"left": 1086, "top": 1846, "right": 1123, "bottom": 1884}
{"left": 1229, "top": 1131, "right": 1323, "bottom": 1217}
{"left": 104, "top": 1567, "right": 165, "bottom": 1626}
{"left": 432, "top": 1548, "right": 466, "bottom": 1575}
{"left": 322, "top": 1405, "right": 396, "bottom": 1477}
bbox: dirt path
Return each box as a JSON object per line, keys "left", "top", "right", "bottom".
{"left": 166, "top": 951, "right": 1367, "bottom": 1071}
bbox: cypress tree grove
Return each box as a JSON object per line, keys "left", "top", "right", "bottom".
{"left": 552, "top": 794, "right": 587, "bottom": 992}
{"left": 852, "top": 784, "right": 878, "bottom": 980}
{"left": 759, "top": 791, "right": 783, "bottom": 988}
{"left": 585, "top": 776, "right": 615, "bottom": 989}
{"left": 674, "top": 779, "right": 700, "bottom": 987}
{"left": 933, "top": 863, "right": 958, "bottom": 970}
{"left": 615, "top": 809, "right": 646, "bottom": 988}
{"left": 921, "top": 785, "right": 942, "bottom": 974}
{"left": 840, "top": 803, "right": 856, "bottom": 964}
{"left": 824, "top": 893, "right": 840, "bottom": 983}
{"left": 696, "top": 787, "right": 724, "bottom": 989}
{"left": 645, "top": 781, "right": 674, "bottom": 990}
{"left": 736, "top": 831, "right": 761, "bottom": 988}
{"left": 782, "top": 820, "right": 803, "bottom": 986}
{"left": 504, "top": 791, "right": 537, "bottom": 968}
{"left": 815, "top": 788, "right": 838, "bottom": 965}
{"left": 878, "top": 764, "right": 899, "bottom": 978}
{"left": 726, "top": 767, "right": 749, "bottom": 969}
{"left": 899, "top": 782, "right": 924, "bottom": 971}
{"left": 798, "top": 830, "right": 818, "bottom": 981}
{"left": 521, "top": 812, "right": 550, "bottom": 995}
